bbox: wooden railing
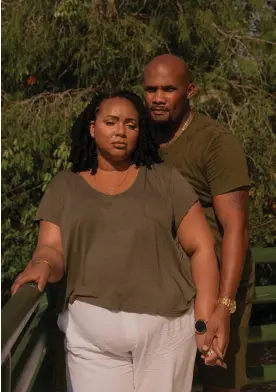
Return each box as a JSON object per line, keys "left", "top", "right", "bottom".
{"left": 1, "top": 248, "right": 276, "bottom": 392}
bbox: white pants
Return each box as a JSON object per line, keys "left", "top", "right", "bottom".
{"left": 58, "top": 301, "right": 196, "bottom": 392}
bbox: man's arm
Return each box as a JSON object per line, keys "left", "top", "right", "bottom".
{"left": 213, "top": 188, "right": 249, "bottom": 299}
{"left": 202, "top": 131, "right": 250, "bottom": 356}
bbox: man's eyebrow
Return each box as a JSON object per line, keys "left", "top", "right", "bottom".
{"left": 163, "top": 85, "right": 177, "bottom": 89}
{"left": 143, "top": 84, "right": 177, "bottom": 89}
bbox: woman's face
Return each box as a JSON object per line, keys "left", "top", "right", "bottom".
{"left": 90, "top": 97, "right": 139, "bottom": 163}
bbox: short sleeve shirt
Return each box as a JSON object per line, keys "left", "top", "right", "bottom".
{"left": 36, "top": 164, "right": 198, "bottom": 317}
{"left": 160, "top": 113, "right": 253, "bottom": 283}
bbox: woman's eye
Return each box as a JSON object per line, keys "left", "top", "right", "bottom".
{"left": 127, "top": 124, "right": 137, "bottom": 130}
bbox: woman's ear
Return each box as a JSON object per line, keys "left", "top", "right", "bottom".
{"left": 89, "top": 121, "right": 95, "bottom": 138}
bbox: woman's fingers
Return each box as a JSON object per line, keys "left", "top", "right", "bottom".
{"left": 37, "top": 274, "right": 48, "bottom": 292}
{"left": 201, "top": 347, "right": 227, "bottom": 368}
{"left": 11, "top": 272, "right": 36, "bottom": 295}
{"left": 11, "top": 264, "right": 51, "bottom": 295}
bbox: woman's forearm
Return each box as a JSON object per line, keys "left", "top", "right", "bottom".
{"left": 191, "top": 248, "right": 219, "bottom": 321}
{"left": 31, "top": 245, "right": 65, "bottom": 283}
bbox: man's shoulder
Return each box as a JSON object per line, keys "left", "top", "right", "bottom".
{"left": 192, "top": 113, "right": 243, "bottom": 150}
{"left": 193, "top": 113, "right": 226, "bottom": 139}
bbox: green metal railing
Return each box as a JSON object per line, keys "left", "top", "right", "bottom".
{"left": 1, "top": 285, "right": 47, "bottom": 392}
{"left": 1, "top": 247, "right": 276, "bottom": 392}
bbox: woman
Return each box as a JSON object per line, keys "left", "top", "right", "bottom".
{"left": 12, "top": 91, "right": 225, "bottom": 392}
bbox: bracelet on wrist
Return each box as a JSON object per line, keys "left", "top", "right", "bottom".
{"left": 34, "top": 260, "right": 52, "bottom": 270}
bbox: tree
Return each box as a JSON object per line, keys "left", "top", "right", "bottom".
{"left": 2, "top": 0, "right": 276, "bottom": 288}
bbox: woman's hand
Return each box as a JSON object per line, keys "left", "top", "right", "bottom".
{"left": 11, "top": 221, "right": 65, "bottom": 296}
{"left": 196, "top": 333, "right": 227, "bottom": 368}
{"left": 202, "top": 304, "right": 231, "bottom": 360}
{"left": 11, "top": 261, "right": 51, "bottom": 295}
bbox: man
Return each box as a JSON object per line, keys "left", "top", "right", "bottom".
{"left": 143, "top": 54, "right": 254, "bottom": 392}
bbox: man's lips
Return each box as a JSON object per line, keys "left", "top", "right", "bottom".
{"left": 151, "top": 107, "right": 168, "bottom": 114}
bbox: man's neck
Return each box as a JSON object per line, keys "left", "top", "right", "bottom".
{"left": 154, "top": 109, "right": 193, "bottom": 147}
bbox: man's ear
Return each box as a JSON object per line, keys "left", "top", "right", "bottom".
{"left": 187, "top": 83, "right": 198, "bottom": 99}
{"left": 89, "top": 121, "right": 95, "bottom": 138}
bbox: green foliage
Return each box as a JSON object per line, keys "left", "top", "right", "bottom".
{"left": 2, "top": 0, "right": 276, "bottom": 284}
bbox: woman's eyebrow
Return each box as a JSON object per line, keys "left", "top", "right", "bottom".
{"left": 103, "top": 115, "right": 137, "bottom": 122}
{"left": 103, "top": 115, "right": 119, "bottom": 120}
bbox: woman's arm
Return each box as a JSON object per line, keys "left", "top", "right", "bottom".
{"left": 11, "top": 221, "right": 65, "bottom": 294}
{"left": 176, "top": 201, "right": 229, "bottom": 366}
{"left": 177, "top": 201, "right": 219, "bottom": 322}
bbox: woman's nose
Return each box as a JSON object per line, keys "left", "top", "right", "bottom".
{"left": 115, "top": 123, "right": 126, "bottom": 136}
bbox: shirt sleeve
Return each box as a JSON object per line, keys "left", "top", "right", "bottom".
{"left": 35, "top": 173, "right": 65, "bottom": 227}
{"left": 170, "top": 168, "right": 199, "bottom": 230}
{"left": 204, "top": 132, "right": 250, "bottom": 196}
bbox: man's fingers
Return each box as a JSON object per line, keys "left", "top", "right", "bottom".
{"left": 216, "top": 334, "right": 229, "bottom": 358}
{"left": 216, "top": 358, "right": 228, "bottom": 369}
{"left": 212, "top": 337, "right": 225, "bottom": 359}
{"left": 202, "top": 328, "right": 216, "bottom": 352}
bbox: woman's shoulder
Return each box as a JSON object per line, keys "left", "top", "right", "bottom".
{"left": 145, "top": 163, "right": 175, "bottom": 197}
{"left": 46, "top": 168, "right": 77, "bottom": 190}
{"left": 148, "top": 162, "right": 173, "bottom": 175}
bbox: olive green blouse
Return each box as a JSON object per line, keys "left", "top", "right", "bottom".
{"left": 36, "top": 164, "right": 198, "bottom": 317}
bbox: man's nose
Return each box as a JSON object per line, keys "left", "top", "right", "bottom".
{"left": 152, "top": 89, "right": 165, "bottom": 104}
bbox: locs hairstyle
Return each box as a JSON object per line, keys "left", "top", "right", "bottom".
{"left": 69, "top": 90, "right": 162, "bottom": 174}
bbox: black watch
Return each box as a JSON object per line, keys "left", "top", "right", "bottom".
{"left": 195, "top": 319, "right": 208, "bottom": 334}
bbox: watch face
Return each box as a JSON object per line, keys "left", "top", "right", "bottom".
{"left": 195, "top": 319, "right": 207, "bottom": 334}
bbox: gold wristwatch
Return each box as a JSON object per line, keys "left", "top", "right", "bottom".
{"left": 217, "top": 297, "right": 236, "bottom": 314}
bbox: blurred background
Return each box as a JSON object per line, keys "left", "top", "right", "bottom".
{"left": 1, "top": 0, "right": 276, "bottom": 318}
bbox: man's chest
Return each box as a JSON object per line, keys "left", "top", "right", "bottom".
{"left": 160, "top": 143, "right": 210, "bottom": 204}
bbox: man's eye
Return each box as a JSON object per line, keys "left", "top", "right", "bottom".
{"left": 164, "top": 87, "right": 176, "bottom": 92}
{"left": 144, "top": 87, "right": 156, "bottom": 93}
{"left": 105, "top": 121, "right": 115, "bottom": 125}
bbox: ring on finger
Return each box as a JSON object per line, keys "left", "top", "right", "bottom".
{"left": 207, "top": 349, "right": 214, "bottom": 357}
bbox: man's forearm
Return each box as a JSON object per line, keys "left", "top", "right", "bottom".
{"left": 219, "top": 227, "right": 248, "bottom": 299}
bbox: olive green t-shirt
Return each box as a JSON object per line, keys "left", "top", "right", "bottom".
{"left": 36, "top": 164, "right": 198, "bottom": 317}
{"left": 160, "top": 113, "right": 253, "bottom": 284}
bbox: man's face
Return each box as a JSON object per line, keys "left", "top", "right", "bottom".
{"left": 143, "top": 66, "right": 190, "bottom": 124}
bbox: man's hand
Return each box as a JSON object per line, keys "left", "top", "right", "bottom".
{"left": 202, "top": 304, "right": 231, "bottom": 360}
{"left": 196, "top": 332, "right": 227, "bottom": 368}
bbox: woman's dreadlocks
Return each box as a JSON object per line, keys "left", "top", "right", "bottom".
{"left": 69, "top": 90, "right": 162, "bottom": 174}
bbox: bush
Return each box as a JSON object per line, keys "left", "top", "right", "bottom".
{"left": 2, "top": 0, "right": 276, "bottom": 286}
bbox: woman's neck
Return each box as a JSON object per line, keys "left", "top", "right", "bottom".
{"left": 97, "top": 156, "right": 132, "bottom": 172}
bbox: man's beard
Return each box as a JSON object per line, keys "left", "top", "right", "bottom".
{"left": 150, "top": 114, "right": 182, "bottom": 146}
